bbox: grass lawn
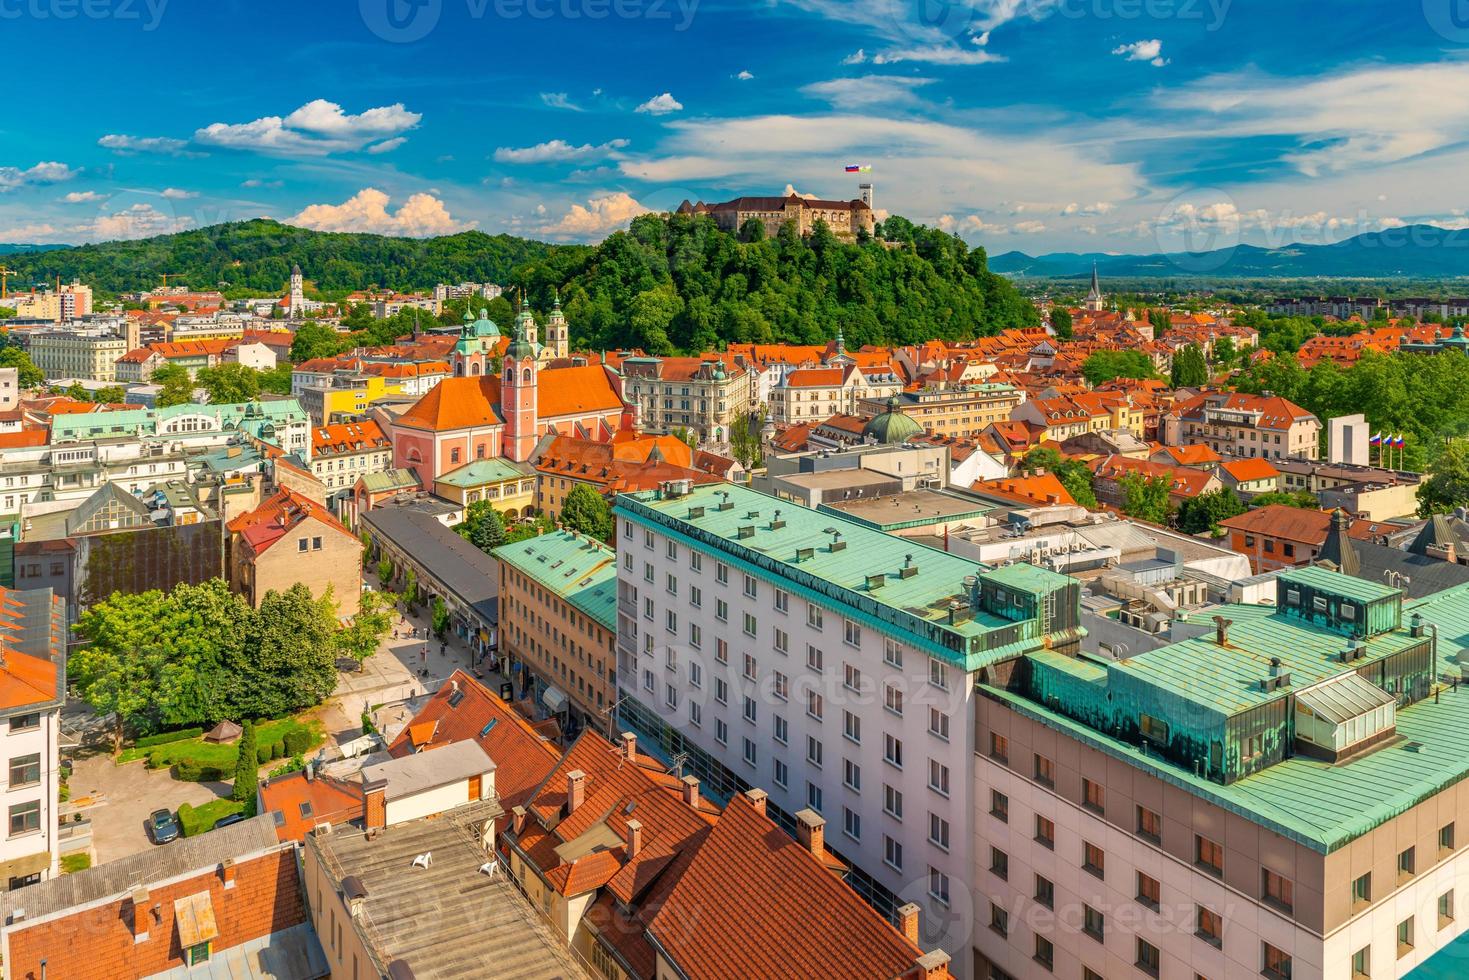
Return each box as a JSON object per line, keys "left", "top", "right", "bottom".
{"left": 60, "top": 853, "right": 91, "bottom": 874}
{"left": 177, "top": 799, "right": 250, "bottom": 837}
{"left": 118, "top": 717, "right": 324, "bottom": 770}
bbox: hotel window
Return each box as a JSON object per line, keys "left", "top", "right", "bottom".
{"left": 884, "top": 835, "right": 903, "bottom": 871}
{"left": 8, "top": 801, "right": 39, "bottom": 837}
{"left": 843, "top": 710, "right": 860, "bottom": 743}
{"left": 1263, "top": 868, "right": 1294, "bottom": 912}
{"left": 742, "top": 738, "right": 756, "bottom": 766}
{"left": 1034, "top": 936, "right": 1054, "bottom": 972}
{"left": 928, "top": 657, "right": 949, "bottom": 690}
{"left": 806, "top": 736, "right": 823, "bottom": 768}
{"left": 1139, "top": 712, "right": 1169, "bottom": 745}
{"left": 773, "top": 758, "right": 787, "bottom": 789}
{"left": 773, "top": 628, "right": 789, "bottom": 655}
{"left": 806, "top": 691, "right": 823, "bottom": 720}
{"left": 689, "top": 552, "right": 701, "bottom": 572}
{"left": 665, "top": 610, "right": 677, "bottom": 635}
{"left": 989, "top": 845, "right": 1007, "bottom": 880}
{"left": 1352, "top": 872, "right": 1372, "bottom": 907}
{"left": 929, "top": 869, "right": 950, "bottom": 907}
{"left": 843, "top": 620, "right": 861, "bottom": 647}
{"left": 1440, "top": 890, "right": 1456, "bottom": 929}
{"left": 990, "top": 790, "right": 1008, "bottom": 822}
{"left": 1082, "top": 905, "right": 1104, "bottom": 942}
{"left": 666, "top": 573, "right": 678, "bottom": 596}
{"left": 1398, "top": 846, "right": 1416, "bottom": 883}
{"left": 883, "top": 637, "right": 904, "bottom": 667}
{"left": 1441, "top": 822, "right": 1457, "bottom": 855}
{"left": 1082, "top": 778, "right": 1105, "bottom": 814}
{"left": 714, "top": 678, "right": 727, "bottom": 706}
{"left": 689, "top": 585, "right": 701, "bottom": 607}
{"left": 844, "top": 664, "right": 863, "bottom": 692}
{"left": 8, "top": 754, "right": 40, "bottom": 788}
{"left": 1034, "top": 753, "right": 1054, "bottom": 787}
{"left": 884, "top": 684, "right": 903, "bottom": 716}
{"left": 884, "top": 734, "right": 903, "bottom": 769}
{"left": 1137, "top": 805, "right": 1162, "bottom": 843}
{"left": 743, "top": 654, "right": 758, "bottom": 681}
{"left": 666, "top": 540, "right": 678, "bottom": 560}
{"left": 1397, "top": 918, "right": 1415, "bottom": 958}
{"left": 743, "top": 697, "right": 757, "bottom": 724}
{"left": 774, "top": 589, "right": 788, "bottom": 613}
{"left": 743, "top": 574, "right": 757, "bottom": 598}
{"left": 1136, "top": 939, "right": 1161, "bottom": 979}
{"left": 1195, "top": 905, "right": 1223, "bottom": 947}
{"left": 843, "top": 759, "right": 861, "bottom": 792}
{"left": 665, "top": 684, "right": 678, "bottom": 709}
{"left": 715, "top": 599, "right": 727, "bottom": 622}
{"left": 1035, "top": 814, "right": 1055, "bottom": 849}
{"left": 644, "top": 530, "right": 653, "bottom": 550}
{"left": 929, "top": 759, "right": 950, "bottom": 797}
{"left": 772, "top": 671, "right": 789, "bottom": 701}
{"left": 773, "top": 715, "right": 788, "bottom": 745}
{"left": 807, "top": 604, "right": 823, "bottom": 630}
{"left": 929, "top": 813, "right": 950, "bottom": 852}
{"left": 883, "top": 784, "right": 903, "bottom": 819}
{"left": 1196, "top": 834, "right": 1223, "bottom": 877}
{"left": 843, "top": 807, "right": 861, "bottom": 841}
{"left": 1137, "top": 872, "right": 1160, "bottom": 910}
{"left": 1352, "top": 947, "right": 1370, "bottom": 979}
{"left": 1034, "top": 874, "right": 1054, "bottom": 909}
{"left": 715, "top": 719, "right": 727, "bottom": 746}
{"left": 988, "top": 901, "right": 1007, "bottom": 936}
{"left": 1264, "top": 942, "right": 1293, "bottom": 979}
{"left": 806, "top": 782, "right": 822, "bottom": 812}
{"left": 989, "top": 732, "right": 1008, "bottom": 763}
{"left": 716, "top": 563, "right": 728, "bottom": 584}
{"left": 1083, "top": 842, "right": 1105, "bottom": 878}
{"left": 689, "top": 662, "right": 702, "bottom": 688}
{"left": 716, "top": 639, "right": 728, "bottom": 664}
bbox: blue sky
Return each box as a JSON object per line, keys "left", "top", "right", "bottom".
{"left": 2, "top": 0, "right": 1468, "bottom": 254}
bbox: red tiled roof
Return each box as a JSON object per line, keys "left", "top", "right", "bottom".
{"left": 646, "top": 792, "right": 932, "bottom": 980}
{"left": 257, "top": 769, "right": 363, "bottom": 842}
{"left": 1090, "top": 455, "right": 1217, "bottom": 498}
{"left": 1220, "top": 457, "right": 1280, "bottom": 483}
{"left": 386, "top": 671, "right": 559, "bottom": 810}
{"left": 311, "top": 419, "right": 389, "bottom": 457}
{"left": 395, "top": 375, "right": 504, "bottom": 432}
{"left": 973, "top": 472, "right": 1077, "bottom": 507}
{"left": 1158, "top": 443, "right": 1222, "bottom": 466}
{"left": 228, "top": 487, "right": 352, "bottom": 555}
{"left": 1218, "top": 504, "right": 1379, "bottom": 544}
{"left": 0, "top": 428, "right": 48, "bottom": 449}
{"left": 539, "top": 364, "right": 625, "bottom": 419}
{"left": 782, "top": 367, "right": 845, "bottom": 388}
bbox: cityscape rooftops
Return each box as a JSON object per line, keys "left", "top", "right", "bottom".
{"left": 494, "top": 529, "right": 618, "bottom": 632}
{"left": 616, "top": 481, "right": 1080, "bottom": 669}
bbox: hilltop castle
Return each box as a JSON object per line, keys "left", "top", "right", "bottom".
{"left": 677, "top": 183, "right": 876, "bottom": 241}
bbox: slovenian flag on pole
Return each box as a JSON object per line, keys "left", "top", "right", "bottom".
{"left": 845, "top": 164, "right": 872, "bottom": 173}
{"left": 1370, "top": 432, "right": 1383, "bottom": 446}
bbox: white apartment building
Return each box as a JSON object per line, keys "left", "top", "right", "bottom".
{"left": 612, "top": 481, "right": 1081, "bottom": 977}
{"left": 0, "top": 586, "right": 65, "bottom": 892}
{"left": 768, "top": 363, "right": 904, "bottom": 425}
{"left": 28, "top": 329, "right": 128, "bottom": 382}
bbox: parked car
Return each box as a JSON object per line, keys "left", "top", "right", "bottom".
{"left": 148, "top": 809, "right": 180, "bottom": 845}
{"left": 212, "top": 813, "right": 247, "bottom": 831}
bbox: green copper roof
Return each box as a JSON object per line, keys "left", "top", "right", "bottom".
{"left": 616, "top": 482, "right": 1081, "bottom": 670}
{"left": 359, "top": 468, "right": 420, "bottom": 493}
{"left": 862, "top": 397, "right": 923, "bottom": 444}
{"left": 50, "top": 399, "right": 307, "bottom": 444}
{"left": 436, "top": 458, "right": 529, "bottom": 488}
{"left": 493, "top": 529, "right": 618, "bottom": 631}
{"left": 1281, "top": 564, "right": 1400, "bottom": 604}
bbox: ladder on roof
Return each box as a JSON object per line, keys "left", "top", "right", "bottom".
{"left": 1040, "top": 590, "right": 1055, "bottom": 636}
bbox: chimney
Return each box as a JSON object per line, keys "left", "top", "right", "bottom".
{"left": 364, "top": 777, "right": 387, "bottom": 830}
{"left": 625, "top": 819, "right": 643, "bottom": 861}
{"left": 220, "top": 858, "right": 237, "bottom": 890}
{"left": 566, "top": 770, "right": 586, "bottom": 814}
{"left": 917, "top": 950, "right": 952, "bottom": 980}
{"left": 896, "top": 903, "right": 921, "bottom": 946}
{"left": 1212, "top": 614, "right": 1232, "bottom": 647}
{"left": 131, "top": 887, "right": 151, "bottom": 944}
{"left": 511, "top": 805, "right": 527, "bottom": 836}
{"left": 795, "top": 808, "right": 825, "bottom": 857}
{"left": 744, "top": 788, "right": 768, "bottom": 817}
{"left": 620, "top": 731, "right": 637, "bottom": 761}
{"left": 681, "top": 775, "right": 701, "bottom": 812}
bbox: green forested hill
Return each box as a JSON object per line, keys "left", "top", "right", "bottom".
{"left": 2, "top": 218, "right": 570, "bottom": 297}
{"left": 9, "top": 213, "right": 1037, "bottom": 353}
{"left": 517, "top": 213, "right": 1039, "bottom": 353}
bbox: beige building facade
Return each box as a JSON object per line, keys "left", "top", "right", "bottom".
{"left": 858, "top": 383, "right": 1025, "bottom": 440}
{"left": 29, "top": 329, "right": 128, "bottom": 382}
{"left": 620, "top": 355, "right": 751, "bottom": 447}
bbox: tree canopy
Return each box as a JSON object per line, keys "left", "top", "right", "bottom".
{"left": 1081, "top": 350, "right": 1157, "bottom": 386}
{"left": 1175, "top": 488, "right": 1246, "bottom": 535}
{"left": 1119, "top": 472, "right": 1173, "bottom": 525}
{"left": 1171, "top": 344, "right": 1209, "bottom": 388}
{"left": 561, "top": 484, "right": 613, "bottom": 541}
{"left": 1021, "top": 447, "right": 1098, "bottom": 509}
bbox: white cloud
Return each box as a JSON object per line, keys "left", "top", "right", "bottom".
{"left": 1013, "top": 220, "right": 1047, "bottom": 234}
{"left": 0, "top": 162, "right": 78, "bottom": 192}
{"left": 540, "top": 192, "right": 652, "bottom": 239}
{"left": 493, "top": 139, "right": 631, "bottom": 164}
{"left": 62, "top": 191, "right": 105, "bottom": 203}
{"left": 540, "top": 92, "right": 583, "bottom": 111}
{"left": 194, "top": 100, "right": 421, "bottom": 156}
{"left": 161, "top": 187, "right": 198, "bottom": 200}
{"left": 736, "top": 70, "right": 755, "bottom": 81}
{"left": 1061, "top": 201, "right": 1115, "bottom": 216}
{"left": 782, "top": 0, "right": 1043, "bottom": 66}
{"left": 1111, "top": 39, "right": 1168, "bottom": 67}
{"left": 0, "top": 223, "right": 58, "bottom": 240}
{"left": 367, "top": 137, "right": 408, "bottom": 155}
{"left": 288, "top": 188, "right": 474, "bottom": 237}
{"left": 97, "top": 134, "right": 200, "bottom": 157}
{"left": 635, "top": 93, "right": 684, "bottom": 116}
{"left": 87, "top": 203, "right": 193, "bottom": 242}
{"left": 241, "top": 178, "right": 283, "bottom": 189}
{"left": 842, "top": 49, "right": 868, "bottom": 65}
{"left": 801, "top": 75, "right": 936, "bottom": 109}
{"left": 871, "top": 45, "right": 1002, "bottom": 66}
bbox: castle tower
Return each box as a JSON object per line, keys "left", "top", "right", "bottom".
{"left": 288, "top": 264, "right": 305, "bottom": 319}
{"left": 859, "top": 182, "right": 874, "bottom": 210}
{"left": 545, "top": 289, "right": 569, "bottom": 361}
{"left": 516, "top": 291, "right": 538, "bottom": 348}
{"left": 502, "top": 315, "right": 539, "bottom": 463}
{"left": 1084, "top": 262, "right": 1105, "bottom": 313}
{"left": 452, "top": 308, "right": 493, "bottom": 377}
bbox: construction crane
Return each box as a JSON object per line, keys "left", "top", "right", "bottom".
{"left": 0, "top": 266, "right": 15, "bottom": 300}
{"left": 158, "top": 273, "right": 185, "bottom": 289}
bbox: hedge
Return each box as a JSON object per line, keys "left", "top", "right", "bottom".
{"left": 283, "top": 730, "right": 311, "bottom": 756}
{"left": 135, "top": 727, "right": 204, "bottom": 749}
{"left": 177, "top": 799, "right": 248, "bottom": 837}
{"left": 174, "top": 761, "right": 228, "bottom": 783}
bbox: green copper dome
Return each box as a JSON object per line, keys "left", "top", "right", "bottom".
{"left": 862, "top": 397, "right": 922, "bottom": 444}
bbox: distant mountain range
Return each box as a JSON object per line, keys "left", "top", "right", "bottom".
{"left": 990, "top": 225, "right": 1469, "bottom": 279}
{"left": 0, "top": 243, "right": 69, "bottom": 255}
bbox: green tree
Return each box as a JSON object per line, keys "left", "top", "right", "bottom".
{"left": 1050, "top": 307, "right": 1073, "bottom": 341}
{"left": 1082, "top": 350, "right": 1156, "bottom": 386}
{"left": 70, "top": 591, "right": 172, "bottom": 750}
{"left": 1171, "top": 344, "right": 1209, "bottom": 388}
{"left": 506, "top": 514, "right": 554, "bottom": 544}
{"left": 196, "top": 362, "right": 262, "bottom": 404}
{"left": 258, "top": 363, "right": 294, "bottom": 394}
{"left": 671, "top": 426, "right": 698, "bottom": 452}
{"left": 1419, "top": 441, "right": 1469, "bottom": 516}
{"left": 561, "top": 484, "right": 614, "bottom": 540}
{"left": 0, "top": 306, "right": 14, "bottom": 318}
{"left": 231, "top": 584, "right": 339, "bottom": 719}
{"left": 289, "top": 322, "right": 346, "bottom": 363}
{"left": 1250, "top": 490, "right": 1321, "bottom": 509}
{"left": 152, "top": 364, "right": 194, "bottom": 407}
{"left": 1020, "top": 447, "right": 1098, "bottom": 509}
{"left": 729, "top": 409, "right": 766, "bottom": 470}
{"left": 0, "top": 346, "right": 43, "bottom": 388}
{"left": 1119, "top": 471, "right": 1173, "bottom": 524}
{"left": 337, "top": 589, "right": 398, "bottom": 664}
{"left": 377, "top": 557, "right": 393, "bottom": 584}
{"left": 402, "top": 569, "right": 418, "bottom": 609}
{"left": 431, "top": 596, "right": 449, "bottom": 639}
{"left": 459, "top": 501, "right": 508, "bottom": 553}
{"left": 233, "top": 720, "right": 258, "bottom": 803}
{"left": 1148, "top": 309, "right": 1170, "bottom": 335}
{"left": 1212, "top": 337, "right": 1237, "bottom": 368}
{"left": 1174, "top": 488, "right": 1246, "bottom": 535}
{"left": 94, "top": 385, "right": 126, "bottom": 404}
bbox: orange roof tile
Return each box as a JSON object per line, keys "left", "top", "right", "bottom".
{"left": 257, "top": 769, "right": 363, "bottom": 843}
{"left": 973, "top": 472, "right": 1077, "bottom": 507}
{"left": 538, "top": 364, "right": 625, "bottom": 419}
{"left": 395, "top": 375, "right": 504, "bottom": 432}
{"left": 1220, "top": 457, "right": 1280, "bottom": 483}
